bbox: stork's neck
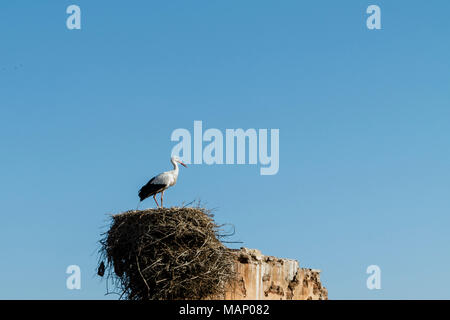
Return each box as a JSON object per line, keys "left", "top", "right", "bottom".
{"left": 171, "top": 158, "right": 179, "bottom": 174}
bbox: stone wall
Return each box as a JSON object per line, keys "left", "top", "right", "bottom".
{"left": 216, "top": 248, "right": 327, "bottom": 300}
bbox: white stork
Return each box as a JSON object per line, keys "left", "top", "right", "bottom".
{"left": 138, "top": 156, "right": 187, "bottom": 208}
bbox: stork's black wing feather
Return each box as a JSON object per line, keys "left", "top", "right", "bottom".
{"left": 138, "top": 177, "right": 166, "bottom": 201}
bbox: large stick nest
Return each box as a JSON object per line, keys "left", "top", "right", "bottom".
{"left": 98, "top": 207, "right": 236, "bottom": 300}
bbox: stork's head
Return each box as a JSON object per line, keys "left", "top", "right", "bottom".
{"left": 171, "top": 156, "right": 187, "bottom": 168}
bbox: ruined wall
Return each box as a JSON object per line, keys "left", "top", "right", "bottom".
{"left": 217, "top": 248, "right": 327, "bottom": 300}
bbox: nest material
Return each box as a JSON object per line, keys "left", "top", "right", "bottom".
{"left": 98, "top": 207, "right": 236, "bottom": 300}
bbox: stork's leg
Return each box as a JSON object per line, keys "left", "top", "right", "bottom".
{"left": 153, "top": 194, "right": 160, "bottom": 208}
{"left": 161, "top": 190, "right": 164, "bottom": 208}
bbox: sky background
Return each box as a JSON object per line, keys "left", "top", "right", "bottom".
{"left": 0, "top": 1, "right": 449, "bottom": 299}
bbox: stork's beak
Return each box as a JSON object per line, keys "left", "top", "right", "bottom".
{"left": 179, "top": 161, "right": 187, "bottom": 168}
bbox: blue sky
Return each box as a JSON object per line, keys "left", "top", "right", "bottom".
{"left": 0, "top": 1, "right": 449, "bottom": 299}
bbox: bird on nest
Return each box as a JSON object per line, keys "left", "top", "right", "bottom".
{"left": 138, "top": 156, "right": 187, "bottom": 208}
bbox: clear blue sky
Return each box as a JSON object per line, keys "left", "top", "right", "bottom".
{"left": 1, "top": 1, "right": 449, "bottom": 299}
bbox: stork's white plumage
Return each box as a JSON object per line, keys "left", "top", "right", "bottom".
{"left": 138, "top": 156, "right": 187, "bottom": 208}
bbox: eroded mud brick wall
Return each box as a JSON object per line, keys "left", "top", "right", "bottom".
{"left": 217, "top": 248, "right": 327, "bottom": 300}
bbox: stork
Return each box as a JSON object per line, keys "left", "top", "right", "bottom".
{"left": 138, "top": 156, "right": 187, "bottom": 208}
